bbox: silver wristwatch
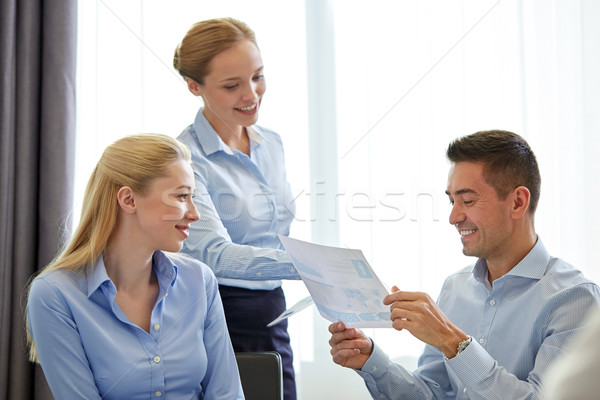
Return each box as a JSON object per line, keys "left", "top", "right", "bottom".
{"left": 457, "top": 336, "right": 472, "bottom": 355}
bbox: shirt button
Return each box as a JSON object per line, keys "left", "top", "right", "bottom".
{"left": 479, "top": 338, "right": 485, "bottom": 344}
{"left": 155, "top": 391, "right": 162, "bottom": 397}
{"left": 153, "top": 324, "right": 160, "bottom": 331}
{"left": 153, "top": 356, "right": 161, "bottom": 363}
{"left": 489, "top": 299, "right": 496, "bottom": 306}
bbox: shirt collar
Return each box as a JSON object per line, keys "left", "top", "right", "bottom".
{"left": 506, "top": 237, "right": 550, "bottom": 279}
{"left": 86, "top": 251, "right": 179, "bottom": 298}
{"left": 193, "top": 108, "right": 264, "bottom": 156}
{"left": 472, "top": 236, "right": 550, "bottom": 283}
{"left": 87, "top": 256, "right": 111, "bottom": 297}
{"left": 152, "top": 250, "right": 179, "bottom": 289}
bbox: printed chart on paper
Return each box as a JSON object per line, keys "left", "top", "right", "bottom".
{"left": 278, "top": 235, "right": 392, "bottom": 328}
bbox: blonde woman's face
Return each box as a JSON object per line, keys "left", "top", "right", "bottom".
{"left": 193, "top": 39, "right": 266, "bottom": 136}
{"left": 133, "top": 160, "right": 199, "bottom": 253}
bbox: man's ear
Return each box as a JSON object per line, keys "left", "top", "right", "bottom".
{"left": 511, "top": 186, "right": 531, "bottom": 219}
{"left": 117, "top": 186, "right": 136, "bottom": 214}
{"left": 185, "top": 77, "right": 203, "bottom": 96}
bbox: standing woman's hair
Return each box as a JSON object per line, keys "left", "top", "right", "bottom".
{"left": 26, "top": 133, "right": 191, "bottom": 362}
{"left": 173, "top": 17, "right": 258, "bottom": 84}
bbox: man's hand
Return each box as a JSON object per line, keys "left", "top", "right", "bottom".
{"left": 328, "top": 322, "right": 373, "bottom": 370}
{"left": 384, "top": 286, "right": 468, "bottom": 358}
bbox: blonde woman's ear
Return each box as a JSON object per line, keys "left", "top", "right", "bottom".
{"left": 185, "top": 77, "right": 203, "bottom": 96}
{"left": 116, "top": 186, "right": 136, "bottom": 214}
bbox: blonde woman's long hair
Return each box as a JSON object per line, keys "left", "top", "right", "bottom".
{"left": 26, "top": 133, "right": 191, "bottom": 362}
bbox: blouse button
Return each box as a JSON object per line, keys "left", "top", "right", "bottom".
{"left": 153, "top": 324, "right": 160, "bottom": 331}
{"left": 489, "top": 299, "right": 496, "bottom": 306}
{"left": 153, "top": 355, "right": 161, "bottom": 363}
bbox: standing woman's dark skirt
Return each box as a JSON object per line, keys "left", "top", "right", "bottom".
{"left": 218, "top": 285, "right": 296, "bottom": 400}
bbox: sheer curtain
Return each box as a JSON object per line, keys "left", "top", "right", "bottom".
{"left": 327, "top": 1, "right": 600, "bottom": 389}
{"left": 75, "top": 1, "right": 600, "bottom": 399}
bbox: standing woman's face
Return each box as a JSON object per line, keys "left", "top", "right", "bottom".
{"left": 188, "top": 39, "right": 266, "bottom": 136}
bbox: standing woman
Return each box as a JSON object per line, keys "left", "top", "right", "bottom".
{"left": 173, "top": 18, "right": 300, "bottom": 399}
{"left": 26, "top": 134, "right": 243, "bottom": 399}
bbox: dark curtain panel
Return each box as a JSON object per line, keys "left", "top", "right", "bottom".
{"left": 0, "top": 0, "right": 77, "bottom": 399}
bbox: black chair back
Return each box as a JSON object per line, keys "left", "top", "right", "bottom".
{"left": 235, "top": 351, "right": 284, "bottom": 400}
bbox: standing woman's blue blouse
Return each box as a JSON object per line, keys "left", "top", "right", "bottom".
{"left": 27, "top": 251, "right": 244, "bottom": 399}
{"left": 178, "top": 108, "right": 301, "bottom": 290}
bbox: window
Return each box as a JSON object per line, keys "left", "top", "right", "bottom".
{"left": 76, "top": 1, "right": 600, "bottom": 398}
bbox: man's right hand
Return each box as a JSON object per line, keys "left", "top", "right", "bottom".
{"left": 328, "top": 322, "right": 373, "bottom": 370}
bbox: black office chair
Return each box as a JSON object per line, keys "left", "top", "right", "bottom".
{"left": 235, "top": 351, "right": 284, "bottom": 400}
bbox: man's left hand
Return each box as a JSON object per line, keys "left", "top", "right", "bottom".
{"left": 384, "top": 286, "right": 468, "bottom": 359}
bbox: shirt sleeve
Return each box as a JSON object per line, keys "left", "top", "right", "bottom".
{"left": 444, "top": 339, "right": 533, "bottom": 399}
{"left": 445, "top": 283, "right": 600, "bottom": 400}
{"left": 27, "top": 277, "right": 102, "bottom": 399}
{"left": 356, "top": 343, "right": 453, "bottom": 399}
{"left": 199, "top": 268, "right": 245, "bottom": 399}
{"left": 183, "top": 174, "right": 300, "bottom": 281}
{"left": 355, "top": 283, "right": 600, "bottom": 400}
{"left": 544, "top": 308, "right": 600, "bottom": 400}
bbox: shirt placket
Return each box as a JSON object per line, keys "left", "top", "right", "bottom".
{"left": 139, "top": 290, "right": 168, "bottom": 398}
{"left": 475, "top": 279, "right": 505, "bottom": 350}
{"left": 239, "top": 151, "right": 279, "bottom": 234}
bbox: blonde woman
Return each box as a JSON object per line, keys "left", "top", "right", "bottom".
{"left": 174, "top": 18, "right": 300, "bottom": 399}
{"left": 26, "top": 134, "right": 243, "bottom": 399}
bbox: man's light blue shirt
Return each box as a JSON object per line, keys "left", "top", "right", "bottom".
{"left": 357, "top": 239, "right": 600, "bottom": 399}
{"left": 27, "top": 251, "right": 244, "bottom": 399}
{"left": 178, "top": 109, "right": 300, "bottom": 290}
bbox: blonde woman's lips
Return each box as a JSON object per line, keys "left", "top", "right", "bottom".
{"left": 175, "top": 225, "right": 190, "bottom": 238}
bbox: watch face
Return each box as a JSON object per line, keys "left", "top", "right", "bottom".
{"left": 458, "top": 337, "right": 472, "bottom": 353}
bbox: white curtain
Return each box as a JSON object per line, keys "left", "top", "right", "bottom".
{"left": 75, "top": 1, "right": 600, "bottom": 399}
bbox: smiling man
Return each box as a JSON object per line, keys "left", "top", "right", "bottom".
{"left": 328, "top": 130, "right": 600, "bottom": 399}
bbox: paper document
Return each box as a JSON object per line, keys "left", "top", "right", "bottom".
{"left": 267, "top": 296, "right": 314, "bottom": 327}
{"left": 278, "top": 236, "right": 392, "bottom": 328}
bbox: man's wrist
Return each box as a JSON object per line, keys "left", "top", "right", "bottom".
{"left": 457, "top": 336, "right": 472, "bottom": 354}
{"left": 444, "top": 336, "right": 472, "bottom": 360}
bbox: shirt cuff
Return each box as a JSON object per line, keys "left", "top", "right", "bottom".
{"left": 357, "top": 341, "right": 390, "bottom": 380}
{"left": 445, "top": 339, "right": 496, "bottom": 388}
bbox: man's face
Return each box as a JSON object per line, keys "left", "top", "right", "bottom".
{"left": 446, "top": 161, "right": 514, "bottom": 260}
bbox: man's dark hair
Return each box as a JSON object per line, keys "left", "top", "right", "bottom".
{"left": 446, "top": 130, "right": 541, "bottom": 215}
